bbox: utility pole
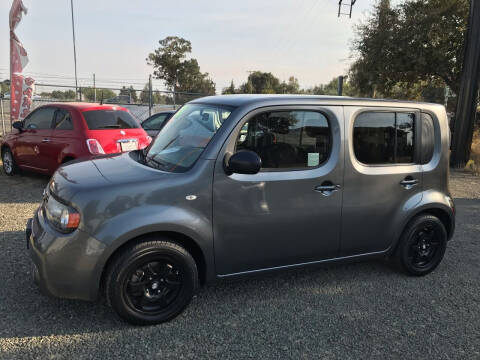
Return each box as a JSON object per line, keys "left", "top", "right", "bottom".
{"left": 451, "top": 0, "right": 480, "bottom": 167}
{"left": 70, "top": 0, "right": 79, "bottom": 100}
{"left": 93, "top": 73, "right": 96, "bottom": 102}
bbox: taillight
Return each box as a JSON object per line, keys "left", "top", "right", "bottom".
{"left": 146, "top": 136, "right": 152, "bottom": 144}
{"left": 86, "top": 139, "right": 105, "bottom": 155}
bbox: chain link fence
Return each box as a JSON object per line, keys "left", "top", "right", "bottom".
{"left": 1, "top": 83, "right": 209, "bottom": 137}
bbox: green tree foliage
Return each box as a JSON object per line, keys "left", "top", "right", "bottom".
{"left": 222, "top": 80, "right": 237, "bottom": 95}
{"left": 119, "top": 86, "right": 138, "bottom": 102}
{"left": 147, "top": 36, "right": 216, "bottom": 96}
{"left": 306, "top": 77, "right": 356, "bottom": 96}
{"left": 40, "top": 90, "right": 76, "bottom": 100}
{"left": 349, "top": 0, "right": 469, "bottom": 98}
{"left": 0, "top": 80, "right": 10, "bottom": 95}
{"left": 225, "top": 72, "right": 302, "bottom": 94}
{"left": 139, "top": 83, "right": 173, "bottom": 105}
{"left": 278, "top": 76, "right": 301, "bottom": 94}
{"left": 82, "top": 87, "right": 116, "bottom": 102}
{"left": 242, "top": 71, "right": 280, "bottom": 94}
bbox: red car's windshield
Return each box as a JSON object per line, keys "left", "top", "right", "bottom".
{"left": 83, "top": 110, "right": 140, "bottom": 130}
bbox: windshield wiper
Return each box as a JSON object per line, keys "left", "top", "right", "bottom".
{"left": 145, "top": 155, "right": 169, "bottom": 171}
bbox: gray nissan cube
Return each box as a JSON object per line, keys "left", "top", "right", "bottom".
{"left": 26, "top": 95, "right": 455, "bottom": 325}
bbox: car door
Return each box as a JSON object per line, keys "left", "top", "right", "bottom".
{"left": 20, "top": 107, "right": 56, "bottom": 171}
{"left": 340, "top": 107, "right": 423, "bottom": 257}
{"left": 213, "top": 106, "right": 344, "bottom": 275}
{"left": 141, "top": 113, "right": 171, "bottom": 137}
{"left": 45, "top": 107, "right": 76, "bottom": 172}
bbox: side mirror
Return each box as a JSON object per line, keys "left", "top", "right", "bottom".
{"left": 225, "top": 150, "right": 262, "bottom": 175}
{"left": 12, "top": 121, "right": 24, "bottom": 131}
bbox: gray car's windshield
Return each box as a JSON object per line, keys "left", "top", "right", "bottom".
{"left": 145, "top": 103, "right": 233, "bottom": 172}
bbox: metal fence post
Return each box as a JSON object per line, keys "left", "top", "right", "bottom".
{"left": 148, "top": 75, "right": 153, "bottom": 117}
{"left": 0, "top": 98, "right": 5, "bottom": 137}
{"left": 93, "top": 73, "right": 96, "bottom": 102}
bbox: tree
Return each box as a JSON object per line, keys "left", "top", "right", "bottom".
{"left": 239, "top": 71, "right": 281, "bottom": 94}
{"left": 82, "top": 87, "right": 116, "bottom": 102}
{"left": 306, "top": 77, "right": 357, "bottom": 96}
{"left": 222, "top": 80, "right": 236, "bottom": 95}
{"left": 276, "top": 76, "right": 301, "bottom": 94}
{"left": 147, "top": 36, "right": 215, "bottom": 96}
{"left": 139, "top": 83, "right": 172, "bottom": 105}
{"left": 0, "top": 80, "right": 10, "bottom": 95}
{"left": 349, "top": 0, "right": 469, "bottom": 97}
{"left": 119, "top": 86, "right": 138, "bottom": 103}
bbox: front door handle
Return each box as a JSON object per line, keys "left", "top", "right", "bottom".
{"left": 400, "top": 177, "right": 419, "bottom": 189}
{"left": 42, "top": 138, "right": 51, "bottom": 143}
{"left": 315, "top": 181, "right": 341, "bottom": 196}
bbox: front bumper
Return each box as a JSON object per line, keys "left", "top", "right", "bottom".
{"left": 27, "top": 208, "right": 107, "bottom": 301}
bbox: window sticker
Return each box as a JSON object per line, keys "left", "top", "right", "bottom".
{"left": 307, "top": 153, "right": 320, "bottom": 167}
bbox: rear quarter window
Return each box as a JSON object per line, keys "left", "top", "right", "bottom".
{"left": 421, "top": 113, "right": 435, "bottom": 164}
{"left": 82, "top": 110, "right": 140, "bottom": 130}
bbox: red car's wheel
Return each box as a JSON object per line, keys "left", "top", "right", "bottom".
{"left": 2, "top": 147, "right": 18, "bottom": 176}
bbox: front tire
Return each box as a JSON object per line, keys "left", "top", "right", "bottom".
{"left": 105, "top": 238, "right": 198, "bottom": 325}
{"left": 395, "top": 215, "right": 447, "bottom": 276}
{"left": 2, "top": 147, "right": 18, "bottom": 176}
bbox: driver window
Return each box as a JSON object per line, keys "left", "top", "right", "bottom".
{"left": 236, "top": 110, "right": 331, "bottom": 170}
{"left": 24, "top": 107, "right": 56, "bottom": 129}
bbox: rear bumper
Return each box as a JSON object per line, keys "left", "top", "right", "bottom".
{"left": 27, "top": 208, "right": 107, "bottom": 301}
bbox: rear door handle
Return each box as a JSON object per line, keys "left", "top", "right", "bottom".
{"left": 42, "top": 138, "right": 51, "bottom": 143}
{"left": 400, "top": 177, "right": 419, "bottom": 189}
{"left": 315, "top": 182, "right": 341, "bottom": 196}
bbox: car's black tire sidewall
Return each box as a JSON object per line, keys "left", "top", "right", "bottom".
{"left": 106, "top": 240, "right": 198, "bottom": 325}
{"left": 397, "top": 215, "right": 447, "bottom": 276}
{"left": 2, "top": 148, "right": 17, "bottom": 176}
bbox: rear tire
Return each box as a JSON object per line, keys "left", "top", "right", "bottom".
{"left": 2, "top": 147, "right": 18, "bottom": 176}
{"left": 105, "top": 238, "right": 198, "bottom": 325}
{"left": 395, "top": 215, "right": 447, "bottom": 276}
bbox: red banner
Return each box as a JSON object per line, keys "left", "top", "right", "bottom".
{"left": 9, "top": 0, "right": 34, "bottom": 122}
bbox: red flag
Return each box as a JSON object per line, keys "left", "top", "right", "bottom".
{"left": 9, "top": 0, "right": 34, "bottom": 122}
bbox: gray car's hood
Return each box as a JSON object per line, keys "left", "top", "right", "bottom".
{"left": 91, "top": 152, "right": 170, "bottom": 183}
{"left": 51, "top": 158, "right": 109, "bottom": 201}
{"left": 51, "top": 152, "right": 170, "bottom": 201}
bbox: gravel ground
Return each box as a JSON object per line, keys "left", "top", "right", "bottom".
{"left": 0, "top": 168, "right": 479, "bottom": 359}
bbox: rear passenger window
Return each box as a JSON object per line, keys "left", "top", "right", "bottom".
{"left": 236, "top": 111, "right": 331, "bottom": 170}
{"left": 353, "top": 112, "right": 415, "bottom": 165}
{"left": 54, "top": 109, "right": 74, "bottom": 130}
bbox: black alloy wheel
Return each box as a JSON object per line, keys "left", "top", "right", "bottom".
{"left": 396, "top": 214, "right": 448, "bottom": 276}
{"left": 106, "top": 239, "right": 198, "bottom": 325}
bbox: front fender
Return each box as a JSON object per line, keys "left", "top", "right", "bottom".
{"left": 88, "top": 204, "right": 214, "bottom": 298}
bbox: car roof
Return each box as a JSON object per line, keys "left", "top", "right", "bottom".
{"left": 190, "top": 94, "right": 445, "bottom": 109}
{"left": 36, "top": 102, "right": 128, "bottom": 112}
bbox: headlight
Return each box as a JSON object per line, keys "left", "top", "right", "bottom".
{"left": 44, "top": 195, "right": 80, "bottom": 233}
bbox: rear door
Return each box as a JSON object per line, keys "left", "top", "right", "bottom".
{"left": 213, "top": 106, "right": 344, "bottom": 275}
{"left": 341, "top": 107, "right": 422, "bottom": 256}
{"left": 20, "top": 107, "right": 56, "bottom": 171}
{"left": 46, "top": 107, "right": 77, "bottom": 171}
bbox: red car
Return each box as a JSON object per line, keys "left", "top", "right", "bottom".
{"left": 1, "top": 103, "right": 152, "bottom": 175}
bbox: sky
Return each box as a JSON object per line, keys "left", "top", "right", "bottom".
{"left": 0, "top": 0, "right": 381, "bottom": 94}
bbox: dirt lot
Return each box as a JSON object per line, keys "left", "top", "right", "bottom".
{"left": 0, "top": 168, "right": 479, "bottom": 359}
